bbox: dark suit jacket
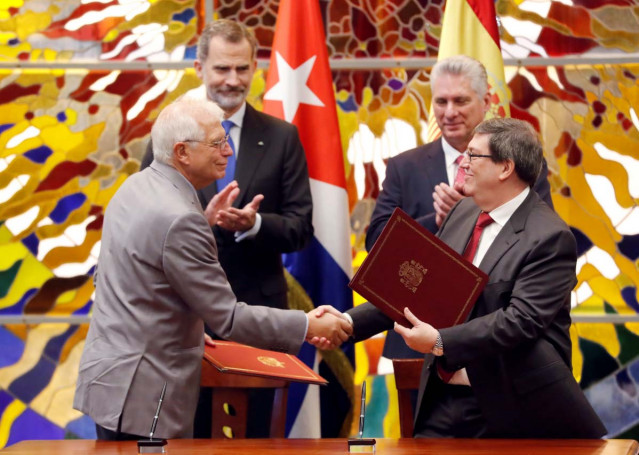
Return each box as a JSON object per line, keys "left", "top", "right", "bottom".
{"left": 141, "top": 104, "right": 313, "bottom": 309}
{"left": 350, "top": 191, "right": 606, "bottom": 438}
{"left": 365, "top": 138, "right": 554, "bottom": 358}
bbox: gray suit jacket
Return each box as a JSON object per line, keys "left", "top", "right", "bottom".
{"left": 350, "top": 191, "right": 606, "bottom": 438}
{"left": 73, "top": 161, "right": 307, "bottom": 438}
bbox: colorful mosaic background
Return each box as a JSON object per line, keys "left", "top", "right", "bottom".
{"left": 1, "top": 0, "right": 639, "bottom": 447}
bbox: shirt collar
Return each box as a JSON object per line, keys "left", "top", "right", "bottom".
{"left": 441, "top": 136, "right": 464, "bottom": 168}
{"left": 488, "top": 186, "right": 530, "bottom": 227}
{"left": 225, "top": 102, "right": 246, "bottom": 128}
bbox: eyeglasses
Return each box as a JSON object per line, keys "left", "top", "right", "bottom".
{"left": 182, "top": 134, "right": 230, "bottom": 150}
{"left": 464, "top": 150, "right": 492, "bottom": 162}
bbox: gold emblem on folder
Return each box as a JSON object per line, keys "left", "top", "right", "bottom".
{"left": 257, "top": 356, "right": 285, "bottom": 368}
{"left": 399, "top": 260, "right": 427, "bottom": 293}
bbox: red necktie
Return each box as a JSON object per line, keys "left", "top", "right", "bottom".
{"left": 436, "top": 212, "right": 493, "bottom": 384}
{"left": 453, "top": 154, "right": 465, "bottom": 187}
{"left": 463, "top": 212, "right": 494, "bottom": 261}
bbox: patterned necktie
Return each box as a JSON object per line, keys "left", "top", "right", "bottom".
{"left": 216, "top": 120, "right": 236, "bottom": 191}
{"left": 463, "top": 212, "right": 494, "bottom": 261}
{"left": 453, "top": 154, "right": 465, "bottom": 187}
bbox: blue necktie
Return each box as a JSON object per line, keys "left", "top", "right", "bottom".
{"left": 216, "top": 119, "right": 236, "bottom": 191}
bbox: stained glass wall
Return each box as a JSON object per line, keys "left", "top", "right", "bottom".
{"left": 1, "top": 0, "right": 639, "bottom": 446}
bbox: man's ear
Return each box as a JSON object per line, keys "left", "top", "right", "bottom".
{"left": 498, "top": 159, "right": 515, "bottom": 181}
{"left": 174, "top": 142, "right": 189, "bottom": 165}
{"left": 482, "top": 92, "right": 491, "bottom": 115}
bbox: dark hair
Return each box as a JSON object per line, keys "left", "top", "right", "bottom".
{"left": 197, "top": 19, "right": 258, "bottom": 62}
{"left": 474, "top": 118, "right": 543, "bottom": 187}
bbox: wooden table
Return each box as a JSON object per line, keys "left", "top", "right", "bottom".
{"left": 1, "top": 438, "right": 637, "bottom": 454}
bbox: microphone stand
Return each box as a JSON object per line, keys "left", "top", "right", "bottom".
{"left": 137, "top": 382, "right": 169, "bottom": 454}
{"left": 347, "top": 380, "right": 376, "bottom": 453}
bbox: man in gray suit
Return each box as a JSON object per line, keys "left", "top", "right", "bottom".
{"left": 74, "top": 98, "right": 351, "bottom": 440}
{"left": 140, "top": 20, "right": 314, "bottom": 437}
{"left": 337, "top": 118, "right": 605, "bottom": 438}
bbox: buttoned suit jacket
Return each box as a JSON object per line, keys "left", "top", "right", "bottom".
{"left": 73, "top": 161, "right": 307, "bottom": 439}
{"left": 141, "top": 103, "right": 313, "bottom": 309}
{"left": 350, "top": 191, "right": 606, "bottom": 438}
{"left": 364, "top": 138, "right": 553, "bottom": 358}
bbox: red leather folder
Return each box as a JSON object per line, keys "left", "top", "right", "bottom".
{"left": 203, "top": 341, "right": 327, "bottom": 385}
{"left": 350, "top": 208, "right": 488, "bottom": 328}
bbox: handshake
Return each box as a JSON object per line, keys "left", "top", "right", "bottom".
{"left": 305, "top": 305, "right": 353, "bottom": 350}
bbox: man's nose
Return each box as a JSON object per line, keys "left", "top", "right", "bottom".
{"left": 445, "top": 102, "right": 458, "bottom": 117}
{"left": 460, "top": 153, "right": 471, "bottom": 168}
{"left": 222, "top": 142, "right": 233, "bottom": 156}
{"left": 225, "top": 69, "right": 241, "bottom": 86}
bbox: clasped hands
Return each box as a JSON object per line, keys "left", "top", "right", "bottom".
{"left": 307, "top": 306, "right": 439, "bottom": 353}
{"left": 204, "top": 180, "right": 263, "bottom": 232}
{"left": 433, "top": 182, "right": 464, "bottom": 227}
{"left": 306, "top": 305, "right": 353, "bottom": 350}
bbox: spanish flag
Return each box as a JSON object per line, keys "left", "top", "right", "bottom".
{"left": 427, "top": 0, "right": 510, "bottom": 142}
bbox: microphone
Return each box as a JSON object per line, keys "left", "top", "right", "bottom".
{"left": 137, "top": 382, "right": 168, "bottom": 454}
{"left": 348, "top": 380, "right": 376, "bottom": 453}
{"left": 149, "top": 382, "right": 167, "bottom": 440}
{"left": 358, "top": 380, "right": 366, "bottom": 438}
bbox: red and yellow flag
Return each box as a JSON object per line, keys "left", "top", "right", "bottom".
{"left": 427, "top": 0, "right": 510, "bottom": 142}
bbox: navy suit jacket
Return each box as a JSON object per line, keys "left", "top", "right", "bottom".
{"left": 141, "top": 103, "right": 313, "bottom": 309}
{"left": 364, "top": 138, "right": 554, "bottom": 358}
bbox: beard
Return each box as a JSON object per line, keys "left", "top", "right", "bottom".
{"left": 209, "top": 87, "right": 247, "bottom": 112}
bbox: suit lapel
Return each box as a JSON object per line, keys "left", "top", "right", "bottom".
{"left": 234, "top": 104, "right": 268, "bottom": 208}
{"left": 478, "top": 225, "right": 520, "bottom": 277}
{"left": 478, "top": 190, "right": 538, "bottom": 276}
{"left": 423, "top": 139, "right": 448, "bottom": 189}
{"left": 440, "top": 199, "right": 479, "bottom": 255}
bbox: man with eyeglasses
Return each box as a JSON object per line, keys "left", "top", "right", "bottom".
{"left": 140, "top": 20, "right": 314, "bottom": 437}
{"left": 363, "top": 55, "right": 554, "bottom": 360}
{"left": 74, "top": 98, "right": 351, "bottom": 441}
{"left": 339, "top": 118, "right": 606, "bottom": 438}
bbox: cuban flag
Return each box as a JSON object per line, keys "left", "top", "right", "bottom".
{"left": 263, "top": 0, "right": 354, "bottom": 438}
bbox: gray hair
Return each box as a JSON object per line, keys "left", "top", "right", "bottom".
{"left": 151, "top": 97, "right": 224, "bottom": 164}
{"left": 431, "top": 55, "right": 488, "bottom": 99}
{"left": 197, "top": 19, "right": 258, "bottom": 62}
{"left": 473, "top": 118, "right": 543, "bottom": 187}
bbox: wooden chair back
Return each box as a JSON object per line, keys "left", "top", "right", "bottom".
{"left": 392, "top": 358, "right": 424, "bottom": 438}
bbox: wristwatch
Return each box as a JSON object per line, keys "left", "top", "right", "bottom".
{"left": 432, "top": 332, "right": 444, "bottom": 356}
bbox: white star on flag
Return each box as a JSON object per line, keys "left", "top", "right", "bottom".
{"left": 264, "top": 51, "right": 324, "bottom": 123}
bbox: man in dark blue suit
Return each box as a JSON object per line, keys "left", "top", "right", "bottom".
{"left": 140, "top": 20, "right": 313, "bottom": 437}
{"left": 366, "top": 55, "right": 553, "bottom": 359}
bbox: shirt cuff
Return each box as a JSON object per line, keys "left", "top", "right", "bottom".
{"left": 343, "top": 312, "right": 353, "bottom": 326}
{"left": 234, "top": 213, "right": 261, "bottom": 242}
